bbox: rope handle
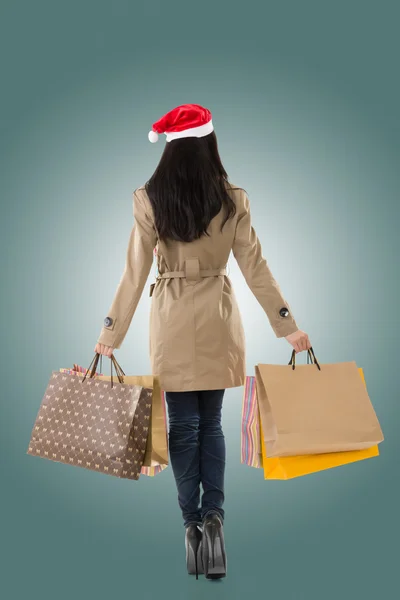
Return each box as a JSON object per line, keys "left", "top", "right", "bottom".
{"left": 288, "top": 346, "right": 321, "bottom": 371}
{"left": 81, "top": 353, "right": 125, "bottom": 387}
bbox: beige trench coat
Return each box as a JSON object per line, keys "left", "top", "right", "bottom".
{"left": 97, "top": 182, "right": 299, "bottom": 392}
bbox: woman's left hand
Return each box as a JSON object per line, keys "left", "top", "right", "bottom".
{"left": 94, "top": 342, "right": 114, "bottom": 358}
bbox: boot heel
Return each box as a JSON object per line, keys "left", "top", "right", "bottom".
{"left": 187, "top": 541, "right": 200, "bottom": 579}
{"left": 185, "top": 525, "right": 204, "bottom": 578}
{"left": 202, "top": 515, "right": 227, "bottom": 579}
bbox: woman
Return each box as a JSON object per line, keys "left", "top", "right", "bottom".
{"left": 94, "top": 104, "right": 311, "bottom": 580}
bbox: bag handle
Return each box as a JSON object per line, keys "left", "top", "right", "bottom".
{"left": 110, "top": 354, "right": 126, "bottom": 378}
{"left": 288, "top": 346, "right": 321, "bottom": 371}
{"left": 96, "top": 353, "right": 125, "bottom": 379}
{"left": 81, "top": 353, "right": 125, "bottom": 387}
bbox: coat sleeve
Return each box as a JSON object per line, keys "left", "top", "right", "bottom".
{"left": 232, "top": 189, "right": 300, "bottom": 338}
{"left": 96, "top": 188, "right": 157, "bottom": 349}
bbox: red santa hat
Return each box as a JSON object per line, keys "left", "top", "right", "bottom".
{"left": 148, "top": 104, "right": 213, "bottom": 143}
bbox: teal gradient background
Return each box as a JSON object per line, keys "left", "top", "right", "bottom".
{"left": 1, "top": 1, "right": 399, "bottom": 598}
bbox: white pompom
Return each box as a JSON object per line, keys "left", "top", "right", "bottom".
{"left": 148, "top": 130, "right": 159, "bottom": 143}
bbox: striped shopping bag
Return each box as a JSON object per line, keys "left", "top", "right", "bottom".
{"left": 60, "top": 364, "right": 103, "bottom": 376}
{"left": 241, "top": 376, "right": 262, "bottom": 468}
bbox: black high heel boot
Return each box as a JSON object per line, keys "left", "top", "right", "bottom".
{"left": 185, "top": 524, "right": 204, "bottom": 579}
{"left": 201, "top": 513, "right": 227, "bottom": 579}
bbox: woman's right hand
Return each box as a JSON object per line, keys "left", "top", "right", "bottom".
{"left": 285, "top": 329, "right": 311, "bottom": 353}
{"left": 94, "top": 342, "right": 114, "bottom": 358}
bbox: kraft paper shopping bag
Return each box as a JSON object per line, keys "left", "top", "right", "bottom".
{"left": 259, "top": 363, "right": 380, "bottom": 479}
{"left": 256, "top": 348, "right": 384, "bottom": 458}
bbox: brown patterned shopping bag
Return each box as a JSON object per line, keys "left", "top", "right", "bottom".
{"left": 64, "top": 364, "right": 169, "bottom": 477}
{"left": 27, "top": 354, "right": 152, "bottom": 481}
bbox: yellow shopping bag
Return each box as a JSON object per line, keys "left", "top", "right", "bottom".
{"left": 259, "top": 367, "right": 380, "bottom": 480}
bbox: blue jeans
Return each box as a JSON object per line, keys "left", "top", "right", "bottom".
{"left": 165, "top": 389, "right": 226, "bottom": 528}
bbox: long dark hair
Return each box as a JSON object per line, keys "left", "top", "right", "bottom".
{"left": 144, "top": 131, "right": 237, "bottom": 243}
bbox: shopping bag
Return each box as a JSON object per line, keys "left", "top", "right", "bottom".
{"left": 77, "top": 360, "right": 169, "bottom": 476}
{"left": 261, "top": 367, "right": 380, "bottom": 479}
{"left": 27, "top": 354, "right": 152, "bottom": 480}
{"left": 62, "top": 364, "right": 168, "bottom": 476}
{"left": 241, "top": 375, "right": 263, "bottom": 468}
{"left": 59, "top": 364, "right": 167, "bottom": 475}
{"left": 257, "top": 347, "right": 384, "bottom": 457}
{"left": 140, "top": 391, "right": 168, "bottom": 476}
{"left": 241, "top": 357, "right": 381, "bottom": 479}
{"left": 260, "top": 410, "right": 380, "bottom": 479}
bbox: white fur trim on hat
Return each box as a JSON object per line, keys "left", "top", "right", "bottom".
{"left": 165, "top": 119, "right": 214, "bottom": 142}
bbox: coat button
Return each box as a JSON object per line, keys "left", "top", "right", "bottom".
{"left": 104, "top": 316, "right": 113, "bottom": 327}
{"left": 279, "top": 307, "right": 289, "bottom": 317}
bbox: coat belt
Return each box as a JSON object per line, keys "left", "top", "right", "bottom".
{"left": 149, "top": 258, "right": 226, "bottom": 296}
{"left": 156, "top": 258, "right": 226, "bottom": 282}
